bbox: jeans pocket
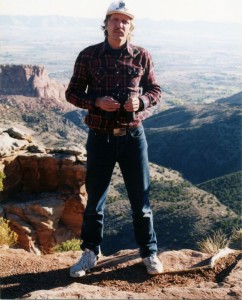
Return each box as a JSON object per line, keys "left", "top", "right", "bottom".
{"left": 129, "top": 126, "right": 144, "bottom": 138}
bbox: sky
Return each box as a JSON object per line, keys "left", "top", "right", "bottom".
{"left": 0, "top": 0, "right": 241, "bottom": 23}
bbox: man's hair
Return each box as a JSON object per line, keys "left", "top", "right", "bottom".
{"left": 101, "top": 15, "right": 134, "bottom": 42}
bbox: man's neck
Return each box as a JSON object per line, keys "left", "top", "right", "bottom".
{"left": 107, "top": 37, "right": 127, "bottom": 50}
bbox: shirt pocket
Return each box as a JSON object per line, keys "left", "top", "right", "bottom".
{"left": 90, "top": 67, "right": 107, "bottom": 86}
{"left": 127, "top": 67, "right": 144, "bottom": 87}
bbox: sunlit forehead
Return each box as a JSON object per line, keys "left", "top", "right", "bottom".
{"left": 109, "top": 13, "right": 131, "bottom": 25}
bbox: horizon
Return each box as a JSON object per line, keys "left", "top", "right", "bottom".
{"left": 0, "top": 0, "right": 241, "bottom": 23}
{"left": 0, "top": 14, "right": 241, "bottom": 25}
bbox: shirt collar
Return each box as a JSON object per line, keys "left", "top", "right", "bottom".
{"left": 98, "top": 39, "right": 138, "bottom": 57}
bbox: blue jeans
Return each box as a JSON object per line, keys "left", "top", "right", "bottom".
{"left": 81, "top": 125, "right": 157, "bottom": 258}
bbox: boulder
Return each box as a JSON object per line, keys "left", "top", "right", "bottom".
{"left": 4, "top": 127, "right": 33, "bottom": 142}
{"left": 0, "top": 132, "right": 29, "bottom": 157}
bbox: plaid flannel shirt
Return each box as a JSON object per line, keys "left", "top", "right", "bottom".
{"left": 65, "top": 40, "right": 161, "bottom": 130}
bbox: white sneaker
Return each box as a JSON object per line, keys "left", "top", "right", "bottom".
{"left": 143, "top": 255, "right": 164, "bottom": 275}
{"left": 70, "top": 249, "right": 97, "bottom": 278}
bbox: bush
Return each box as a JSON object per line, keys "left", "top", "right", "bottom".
{"left": 197, "top": 229, "right": 230, "bottom": 254}
{"left": 0, "top": 217, "right": 18, "bottom": 247}
{"left": 0, "top": 171, "right": 5, "bottom": 192}
{"left": 229, "top": 228, "right": 242, "bottom": 250}
{"left": 51, "top": 238, "right": 81, "bottom": 253}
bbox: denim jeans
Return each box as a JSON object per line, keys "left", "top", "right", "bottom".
{"left": 81, "top": 125, "right": 158, "bottom": 258}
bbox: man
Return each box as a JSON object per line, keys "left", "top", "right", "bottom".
{"left": 65, "top": 0, "right": 163, "bottom": 277}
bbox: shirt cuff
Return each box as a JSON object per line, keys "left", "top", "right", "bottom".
{"left": 139, "top": 96, "right": 149, "bottom": 111}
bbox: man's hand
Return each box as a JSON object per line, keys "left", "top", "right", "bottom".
{"left": 95, "top": 96, "right": 120, "bottom": 111}
{"left": 123, "top": 96, "right": 140, "bottom": 112}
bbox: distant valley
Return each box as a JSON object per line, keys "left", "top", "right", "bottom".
{"left": 1, "top": 15, "right": 241, "bottom": 105}
{"left": 144, "top": 92, "right": 242, "bottom": 183}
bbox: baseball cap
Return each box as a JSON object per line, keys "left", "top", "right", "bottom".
{"left": 106, "top": 0, "right": 134, "bottom": 19}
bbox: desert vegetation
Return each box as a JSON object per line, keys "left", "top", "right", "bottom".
{"left": 0, "top": 217, "right": 18, "bottom": 247}
{"left": 0, "top": 171, "right": 5, "bottom": 192}
{"left": 198, "top": 171, "right": 242, "bottom": 214}
{"left": 51, "top": 238, "right": 81, "bottom": 253}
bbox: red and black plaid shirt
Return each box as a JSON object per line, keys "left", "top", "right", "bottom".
{"left": 65, "top": 40, "right": 161, "bottom": 130}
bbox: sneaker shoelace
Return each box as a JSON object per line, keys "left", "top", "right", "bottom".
{"left": 77, "top": 251, "right": 95, "bottom": 271}
{"left": 148, "top": 256, "right": 157, "bottom": 266}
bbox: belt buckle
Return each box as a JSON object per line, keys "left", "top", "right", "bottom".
{"left": 113, "top": 128, "right": 127, "bottom": 136}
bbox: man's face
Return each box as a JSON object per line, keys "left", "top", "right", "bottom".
{"left": 106, "top": 13, "right": 132, "bottom": 44}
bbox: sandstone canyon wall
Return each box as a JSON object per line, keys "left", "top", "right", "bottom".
{"left": 0, "top": 127, "right": 87, "bottom": 254}
{"left": 0, "top": 64, "right": 66, "bottom": 100}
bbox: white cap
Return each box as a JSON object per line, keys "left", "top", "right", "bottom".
{"left": 106, "top": 0, "right": 134, "bottom": 19}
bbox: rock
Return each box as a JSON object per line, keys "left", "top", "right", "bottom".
{"left": 59, "top": 193, "right": 86, "bottom": 234}
{"left": 0, "top": 127, "right": 38, "bottom": 157}
{"left": 210, "top": 247, "right": 236, "bottom": 268}
{"left": 0, "top": 64, "right": 66, "bottom": 101}
{"left": 1, "top": 152, "right": 86, "bottom": 197}
{"left": 0, "top": 127, "right": 87, "bottom": 253}
{"left": 158, "top": 249, "right": 209, "bottom": 271}
{"left": 223, "top": 256, "right": 242, "bottom": 288}
{"left": 1, "top": 248, "right": 241, "bottom": 300}
{"left": 0, "top": 154, "right": 23, "bottom": 197}
{"left": 22, "top": 283, "right": 148, "bottom": 300}
{"left": 27, "top": 143, "right": 46, "bottom": 154}
{"left": 6, "top": 213, "right": 42, "bottom": 255}
{"left": 0, "top": 132, "right": 30, "bottom": 157}
{"left": 4, "top": 127, "right": 32, "bottom": 142}
{"left": 2, "top": 188, "right": 86, "bottom": 254}
{"left": 47, "top": 146, "right": 86, "bottom": 156}
{"left": 1, "top": 149, "right": 87, "bottom": 252}
{"left": 0, "top": 205, "right": 4, "bottom": 217}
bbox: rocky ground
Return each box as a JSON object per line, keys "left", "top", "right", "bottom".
{"left": 0, "top": 248, "right": 241, "bottom": 299}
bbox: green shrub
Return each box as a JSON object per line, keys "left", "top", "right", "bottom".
{"left": 0, "top": 171, "right": 5, "bottom": 192}
{"left": 51, "top": 238, "right": 81, "bottom": 253}
{"left": 197, "top": 229, "right": 230, "bottom": 254}
{"left": 0, "top": 217, "right": 18, "bottom": 247}
{"left": 229, "top": 228, "right": 242, "bottom": 250}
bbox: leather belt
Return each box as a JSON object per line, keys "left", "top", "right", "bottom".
{"left": 91, "top": 127, "right": 128, "bottom": 136}
{"left": 113, "top": 128, "right": 127, "bottom": 136}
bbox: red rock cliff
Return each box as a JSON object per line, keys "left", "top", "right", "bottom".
{"left": 0, "top": 64, "right": 66, "bottom": 100}
{"left": 0, "top": 127, "right": 87, "bottom": 254}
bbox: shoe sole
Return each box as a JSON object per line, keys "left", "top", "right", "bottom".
{"left": 69, "top": 264, "right": 97, "bottom": 278}
{"left": 70, "top": 271, "right": 86, "bottom": 278}
{"left": 147, "top": 269, "right": 164, "bottom": 275}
